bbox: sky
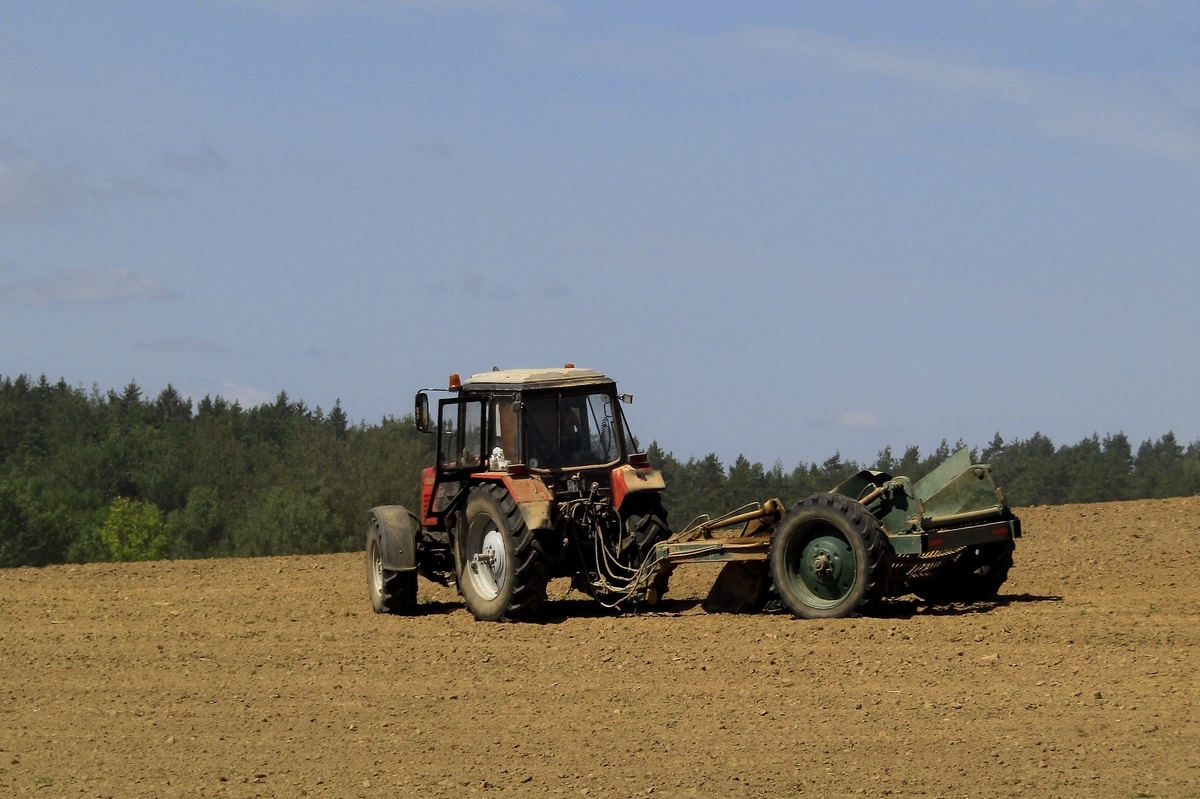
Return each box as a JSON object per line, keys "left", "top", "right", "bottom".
{"left": 1, "top": 1, "right": 1197, "bottom": 470}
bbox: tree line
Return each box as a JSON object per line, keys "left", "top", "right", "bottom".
{"left": 2, "top": 373, "right": 1198, "bottom": 568}
{"left": 652, "top": 431, "right": 1200, "bottom": 531}
{"left": 0, "top": 375, "right": 432, "bottom": 568}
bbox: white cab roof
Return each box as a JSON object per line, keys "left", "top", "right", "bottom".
{"left": 462, "top": 367, "right": 611, "bottom": 389}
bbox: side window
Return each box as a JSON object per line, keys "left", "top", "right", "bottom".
{"left": 585, "top": 392, "right": 617, "bottom": 461}
{"left": 524, "top": 395, "right": 557, "bottom": 469}
{"left": 491, "top": 397, "right": 519, "bottom": 466}
{"left": 619, "top": 405, "right": 639, "bottom": 455}
{"left": 560, "top": 395, "right": 590, "bottom": 456}
{"left": 438, "top": 399, "right": 485, "bottom": 470}
{"left": 462, "top": 401, "right": 483, "bottom": 467}
{"left": 438, "top": 401, "right": 460, "bottom": 470}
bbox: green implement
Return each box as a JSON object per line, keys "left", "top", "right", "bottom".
{"left": 629, "top": 448, "right": 1021, "bottom": 618}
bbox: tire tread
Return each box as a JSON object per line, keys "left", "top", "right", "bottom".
{"left": 769, "top": 492, "right": 892, "bottom": 619}
{"left": 461, "top": 484, "right": 549, "bottom": 622}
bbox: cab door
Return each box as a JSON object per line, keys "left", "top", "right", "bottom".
{"left": 422, "top": 397, "right": 487, "bottom": 525}
{"left": 437, "top": 397, "right": 486, "bottom": 472}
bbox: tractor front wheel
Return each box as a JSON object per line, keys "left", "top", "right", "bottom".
{"left": 366, "top": 522, "right": 417, "bottom": 614}
{"left": 457, "top": 484, "right": 549, "bottom": 622}
{"left": 769, "top": 493, "right": 892, "bottom": 619}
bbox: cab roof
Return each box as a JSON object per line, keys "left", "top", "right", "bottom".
{"left": 461, "top": 366, "right": 613, "bottom": 391}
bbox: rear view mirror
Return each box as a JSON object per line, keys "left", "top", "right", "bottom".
{"left": 414, "top": 392, "right": 431, "bottom": 432}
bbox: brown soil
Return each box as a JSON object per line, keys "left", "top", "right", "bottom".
{"left": 2, "top": 497, "right": 1199, "bottom": 799}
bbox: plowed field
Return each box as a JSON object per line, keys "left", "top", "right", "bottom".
{"left": 2, "top": 497, "right": 1199, "bottom": 799}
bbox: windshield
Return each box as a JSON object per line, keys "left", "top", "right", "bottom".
{"left": 524, "top": 390, "right": 621, "bottom": 470}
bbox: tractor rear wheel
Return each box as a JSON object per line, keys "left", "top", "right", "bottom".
{"left": 622, "top": 499, "right": 672, "bottom": 601}
{"left": 913, "top": 539, "right": 1014, "bottom": 604}
{"left": 458, "top": 484, "right": 549, "bottom": 622}
{"left": 366, "top": 524, "right": 417, "bottom": 614}
{"left": 769, "top": 493, "right": 892, "bottom": 619}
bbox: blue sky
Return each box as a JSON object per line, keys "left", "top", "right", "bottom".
{"left": 1, "top": 1, "right": 1197, "bottom": 468}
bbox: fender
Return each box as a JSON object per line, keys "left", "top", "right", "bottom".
{"left": 501, "top": 472, "right": 555, "bottom": 531}
{"left": 610, "top": 464, "right": 666, "bottom": 512}
{"left": 466, "top": 472, "right": 556, "bottom": 531}
{"left": 369, "top": 505, "right": 418, "bottom": 572}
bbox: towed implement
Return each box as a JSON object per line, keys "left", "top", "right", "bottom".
{"left": 367, "top": 366, "right": 1021, "bottom": 621}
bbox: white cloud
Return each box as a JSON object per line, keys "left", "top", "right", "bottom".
{"left": 220, "top": 0, "right": 551, "bottom": 15}
{"left": 833, "top": 411, "right": 887, "bottom": 433}
{"left": 413, "top": 137, "right": 453, "bottom": 160}
{"left": 93, "top": 176, "right": 165, "bottom": 200}
{"left": 540, "top": 272, "right": 571, "bottom": 298}
{"left": 162, "top": 145, "right": 227, "bottom": 173}
{"left": 431, "top": 269, "right": 571, "bottom": 299}
{"left": 0, "top": 267, "right": 175, "bottom": 305}
{"left": 139, "top": 337, "right": 232, "bottom": 354}
{"left": 717, "top": 26, "right": 1200, "bottom": 164}
{"left": 217, "top": 379, "right": 274, "bottom": 408}
{"left": 577, "top": 25, "right": 1199, "bottom": 165}
{"left": 0, "top": 160, "right": 59, "bottom": 216}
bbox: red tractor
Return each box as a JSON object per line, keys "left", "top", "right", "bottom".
{"left": 366, "top": 366, "right": 671, "bottom": 621}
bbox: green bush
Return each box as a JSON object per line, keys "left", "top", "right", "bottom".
{"left": 100, "top": 497, "right": 167, "bottom": 562}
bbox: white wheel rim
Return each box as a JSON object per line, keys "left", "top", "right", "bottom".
{"left": 469, "top": 527, "right": 507, "bottom": 601}
{"left": 370, "top": 538, "right": 384, "bottom": 595}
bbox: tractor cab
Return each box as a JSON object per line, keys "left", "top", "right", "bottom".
{"left": 413, "top": 365, "right": 666, "bottom": 539}
{"left": 416, "top": 366, "right": 639, "bottom": 494}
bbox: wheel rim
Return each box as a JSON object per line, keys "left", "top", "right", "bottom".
{"left": 782, "top": 522, "right": 856, "bottom": 608}
{"left": 369, "top": 536, "right": 384, "bottom": 595}
{"left": 466, "top": 521, "right": 508, "bottom": 601}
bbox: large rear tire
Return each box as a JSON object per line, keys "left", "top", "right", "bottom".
{"left": 769, "top": 493, "right": 892, "bottom": 619}
{"left": 913, "top": 539, "right": 1014, "bottom": 604}
{"left": 458, "top": 484, "right": 549, "bottom": 622}
{"left": 367, "top": 524, "right": 417, "bottom": 614}
{"left": 622, "top": 498, "right": 672, "bottom": 602}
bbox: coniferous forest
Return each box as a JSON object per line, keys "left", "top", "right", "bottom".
{"left": 2, "top": 373, "right": 1198, "bottom": 568}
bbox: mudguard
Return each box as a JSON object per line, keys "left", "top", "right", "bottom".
{"left": 611, "top": 464, "right": 666, "bottom": 511}
{"left": 499, "top": 473, "right": 555, "bottom": 531}
{"left": 369, "top": 505, "right": 418, "bottom": 572}
{"left": 462, "top": 473, "right": 556, "bottom": 532}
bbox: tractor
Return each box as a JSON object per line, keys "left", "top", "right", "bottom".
{"left": 366, "top": 366, "right": 1021, "bottom": 621}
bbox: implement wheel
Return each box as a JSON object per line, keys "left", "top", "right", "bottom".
{"left": 769, "top": 493, "right": 892, "bottom": 619}
{"left": 914, "top": 539, "right": 1014, "bottom": 604}
{"left": 458, "top": 484, "right": 549, "bottom": 622}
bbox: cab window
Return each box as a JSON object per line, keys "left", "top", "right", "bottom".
{"left": 438, "top": 399, "right": 485, "bottom": 470}
{"left": 523, "top": 391, "right": 620, "bottom": 470}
